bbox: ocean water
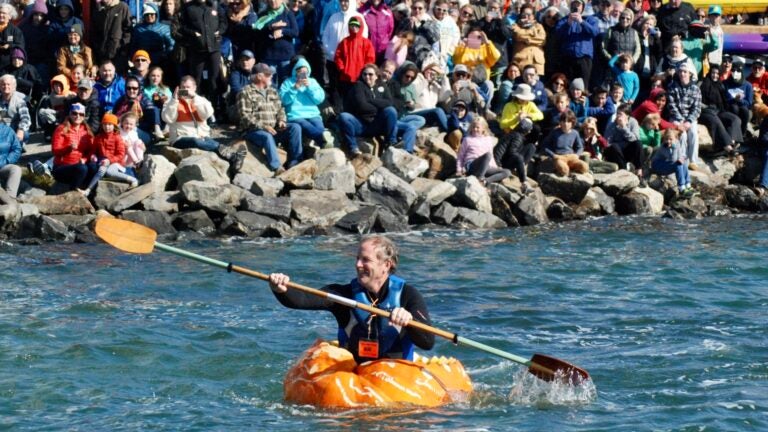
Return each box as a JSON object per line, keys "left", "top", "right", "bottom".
{"left": 1, "top": 215, "right": 767, "bottom": 431}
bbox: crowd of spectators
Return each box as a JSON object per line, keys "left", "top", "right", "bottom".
{"left": 4, "top": 0, "right": 768, "bottom": 201}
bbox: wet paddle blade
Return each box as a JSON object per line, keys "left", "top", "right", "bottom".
{"left": 529, "top": 353, "right": 590, "bottom": 384}
{"left": 94, "top": 217, "right": 157, "bottom": 254}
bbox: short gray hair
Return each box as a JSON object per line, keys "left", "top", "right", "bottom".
{"left": 361, "top": 235, "right": 399, "bottom": 274}
{"left": 0, "top": 74, "right": 17, "bottom": 88}
{"left": 0, "top": 4, "right": 17, "bottom": 19}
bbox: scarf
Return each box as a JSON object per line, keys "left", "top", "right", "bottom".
{"left": 253, "top": 4, "right": 285, "bottom": 30}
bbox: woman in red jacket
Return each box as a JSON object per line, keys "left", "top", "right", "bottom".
{"left": 51, "top": 103, "right": 98, "bottom": 194}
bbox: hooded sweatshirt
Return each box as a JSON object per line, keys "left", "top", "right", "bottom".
{"left": 631, "top": 87, "right": 675, "bottom": 130}
{"left": 19, "top": 0, "right": 52, "bottom": 65}
{"left": 132, "top": 2, "right": 175, "bottom": 63}
{"left": 279, "top": 58, "right": 325, "bottom": 121}
{"left": 49, "top": 0, "right": 84, "bottom": 48}
{"left": 322, "top": 0, "right": 368, "bottom": 59}
{"left": 334, "top": 22, "right": 375, "bottom": 84}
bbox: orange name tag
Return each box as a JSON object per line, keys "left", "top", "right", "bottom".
{"left": 358, "top": 339, "right": 379, "bottom": 358}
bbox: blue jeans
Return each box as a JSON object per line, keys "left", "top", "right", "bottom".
{"left": 761, "top": 147, "right": 768, "bottom": 188}
{"left": 339, "top": 107, "right": 398, "bottom": 153}
{"left": 410, "top": 107, "right": 449, "bottom": 132}
{"left": 290, "top": 117, "right": 325, "bottom": 143}
{"left": 52, "top": 162, "right": 99, "bottom": 190}
{"left": 397, "top": 114, "right": 425, "bottom": 153}
{"left": 244, "top": 123, "right": 303, "bottom": 170}
{"left": 173, "top": 136, "right": 221, "bottom": 152}
{"left": 264, "top": 59, "right": 291, "bottom": 89}
{"left": 652, "top": 159, "right": 690, "bottom": 189}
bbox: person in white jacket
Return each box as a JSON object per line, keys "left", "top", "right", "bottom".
{"left": 322, "top": 0, "right": 369, "bottom": 61}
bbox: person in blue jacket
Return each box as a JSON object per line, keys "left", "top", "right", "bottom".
{"left": 279, "top": 56, "right": 331, "bottom": 148}
{"left": 48, "top": 0, "right": 83, "bottom": 49}
{"left": 0, "top": 122, "right": 21, "bottom": 203}
{"left": 93, "top": 60, "right": 126, "bottom": 113}
{"left": 253, "top": 0, "right": 299, "bottom": 86}
{"left": 555, "top": 0, "right": 599, "bottom": 90}
{"left": 132, "top": 3, "right": 175, "bottom": 66}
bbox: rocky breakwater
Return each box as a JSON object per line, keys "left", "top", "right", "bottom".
{"left": 2, "top": 128, "right": 768, "bottom": 244}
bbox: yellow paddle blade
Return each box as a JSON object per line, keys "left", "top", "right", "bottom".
{"left": 94, "top": 217, "right": 157, "bottom": 254}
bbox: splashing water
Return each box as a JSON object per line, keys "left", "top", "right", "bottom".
{"left": 507, "top": 367, "right": 597, "bottom": 407}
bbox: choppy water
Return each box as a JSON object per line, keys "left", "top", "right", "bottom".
{"left": 2, "top": 215, "right": 767, "bottom": 431}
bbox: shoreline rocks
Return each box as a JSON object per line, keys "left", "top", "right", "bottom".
{"left": 6, "top": 128, "right": 768, "bottom": 244}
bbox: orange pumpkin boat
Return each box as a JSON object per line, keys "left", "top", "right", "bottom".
{"left": 284, "top": 340, "right": 473, "bottom": 409}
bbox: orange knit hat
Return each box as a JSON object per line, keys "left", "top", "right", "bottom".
{"left": 102, "top": 113, "right": 119, "bottom": 126}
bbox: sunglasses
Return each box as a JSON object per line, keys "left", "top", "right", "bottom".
{"left": 461, "top": 11, "right": 473, "bottom": 16}
{"left": 362, "top": 72, "right": 376, "bottom": 77}
{"left": 403, "top": 74, "right": 416, "bottom": 80}
{"left": 412, "top": 6, "right": 423, "bottom": 10}
{"left": 554, "top": 81, "right": 565, "bottom": 86}
{"left": 434, "top": 7, "right": 447, "bottom": 12}
{"left": 135, "top": 58, "right": 149, "bottom": 63}
{"left": 71, "top": 112, "right": 85, "bottom": 117}
{"left": 126, "top": 86, "right": 140, "bottom": 90}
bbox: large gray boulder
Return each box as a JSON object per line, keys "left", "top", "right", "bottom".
{"left": 410, "top": 178, "right": 457, "bottom": 206}
{"left": 108, "top": 183, "right": 156, "bottom": 213}
{"left": 724, "top": 184, "right": 759, "bottom": 211}
{"left": 219, "top": 211, "right": 292, "bottom": 237}
{"left": 139, "top": 154, "right": 176, "bottom": 194}
{"left": 180, "top": 181, "right": 244, "bottom": 214}
{"left": 453, "top": 207, "right": 507, "bottom": 229}
{"left": 373, "top": 206, "right": 409, "bottom": 232}
{"left": 538, "top": 172, "right": 594, "bottom": 203}
{"left": 120, "top": 211, "right": 177, "bottom": 235}
{"left": 173, "top": 209, "right": 216, "bottom": 234}
{"left": 335, "top": 205, "right": 379, "bottom": 234}
{"left": 707, "top": 157, "right": 738, "bottom": 181}
{"left": 615, "top": 191, "right": 654, "bottom": 215}
{"left": 290, "top": 189, "right": 359, "bottom": 226}
{"left": 350, "top": 154, "right": 383, "bottom": 186}
{"left": 24, "top": 191, "right": 95, "bottom": 215}
{"left": 141, "top": 191, "right": 182, "bottom": 213}
{"left": 233, "top": 173, "right": 284, "bottom": 197}
{"left": 278, "top": 159, "right": 317, "bottom": 189}
{"left": 94, "top": 181, "right": 131, "bottom": 210}
{"left": 633, "top": 186, "right": 664, "bottom": 215}
{"left": 174, "top": 153, "right": 230, "bottom": 187}
{"left": 585, "top": 187, "right": 615, "bottom": 214}
{"left": 314, "top": 162, "right": 356, "bottom": 193}
{"left": 381, "top": 147, "right": 429, "bottom": 182}
{"left": 511, "top": 188, "right": 549, "bottom": 225}
{"left": 240, "top": 193, "right": 292, "bottom": 222}
{"left": 593, "top": 170, "right": 639, "bottom": 197}
{"left": 0, "top": 203, "right": 20, "bottom": 233}
{"left": 431, "top": 201, "right": 458, "bottom": 225}
{"left": 357, "top": 167, "right": 417, "bottom": 215}
{"left": 446, "top": 176, "right": 492, "bottom": 213}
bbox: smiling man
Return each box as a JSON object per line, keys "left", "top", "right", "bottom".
{"left": 268, "top": 235, "right": 434, "bottom": 363}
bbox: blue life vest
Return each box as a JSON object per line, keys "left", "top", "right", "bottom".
{"left": 338, "top": 275, "right": 415, "bottom": 361}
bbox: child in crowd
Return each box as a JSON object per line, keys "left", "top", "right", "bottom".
{"left": 120, "top": 112, "right": 146, "bottom": 177}
{"left": 568, "top": 78, "right": 589, "bottom": 125}
{"left": 651, "top": 128, "right": 695, "bottom": 197}
{"left": 542, "top": 109, "right": 589, "bottom": 177}
{"left": 609, "top": 53, "right": 640, "bottom": 105}
{"left": 38, "top": 75, "right": 74, "bottom": 140}
{"left": 385, "top": 30, "right": 414, "bottom": 68}
{"left": 143, "top": 66, "right": 172, "bottom": 115}
{"left": 587, "top": 85, "right": 616, "bottom": 134}
{"left": 456, "top": 117, "right": 511, "bottom": 184}
{"left": 639, "top": 113, "right": 662, "bottom": 149}
{"left": 542, "top": 92, "right": 570, "bottom": 138}
{"left": 89, "top": 113, "right": 140, "bottom": 193}
{"left": 445, "top": 99, "right": 474, "bottom": 151}
{"left": 581, "top": 117, "right": 608, "bottom": 160}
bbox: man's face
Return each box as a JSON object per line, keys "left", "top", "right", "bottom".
{"left": 595, "top": 93, "right": 607, "bottom": 106}
{"left": 100, "top": 64, "right": 116, "bottom": 82}
{"left": 0, "top": 80, "right": 12, "bottom": 97}
{"left": 180, "top": 79, "right": 196, "bottom": 93}
{"left": 77, "top": 87, "right": 93, "bottom": 99}
{"left": 240, "top": 57, "right": 255, "bottom": 70}
{"left": 68, "top": 32, "right": 80, "bottom": 46}
{"left": 355, "top": 241, "right": 392, "bottom": 293}
{"left": 523, "top": 68, "right": 538, "bottom": 86}
{"left": 381, "top": 65, "right": 395, "bottom": 81}
{"left": 362, "top": 68, "right": 378, "bottom": 87}
{"left": 134, "top": 56, "right": 150, "bottom": 72}
{"left": 678, "top": 69, "right": 691, "bottom": 84}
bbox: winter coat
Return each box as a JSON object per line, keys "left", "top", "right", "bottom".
{"left": 67, "top": 92, "right": 103, "bottom": 132}
{"left": 94, "top": 75, "right": 126, "bottom": 113}
{"left": 55, "top": 44, "right": 93, "bottom": 77}
{"left": 511, "top": 22, "right": 546, "bottom": 76}
{"left": 667, "top": 79, "right": 702, "bottom": 123}
{"left": 161, "top": 93, "right": 214, "bottom": 143}
{"left": 279, "top": 57, "right": 325, "bottom": 121}
{"left": 657, "top": 1, "right": 696, "bottom": 45}
{"left": 1, "top": 55, "right": 41, "bottom": 99}
{"left": 480, "top": 18, "right": 511, "bottom": 70}
{"left": 0, "top": 91, "right": 31, "bottom": 133}
{"left": 113, "top": 94, "right": 157, "bottom": 131}
{"left": 0, "top": 123, "right": 21, "bottom": 167}
{"left": 254, "top": 6, "right": 298, "bottom": 62}
{"left": 635, "top": 33, "right": 662, "bottom": 78}
{"left": 604, "top": 117, "right": 640, "bottom": 150}
{"left": 223, "top": 4, "right": 258, "bottom": 58}
{"left": 92, "top": 131, "right": 126, "bottom": 164}
{"left": 555, "top": 15, "right": 599, "bottom": 59}
{"left": 132, "top": 3, "right": 175, "bottom": 63}
{"left": 602, "top": 24, "right": 641, "bottom": 62}
{"left": 343, "top": 78, "right": 394, "bottom": 124}
{"left": 359, "top": 1, "right": 393, "bottom": 56}
{"left": 456, "top": 135, "right": 498, "bottom": 173}
{"left": 92, "top": 1, "right": 132, "bottom": 61}
{"left": 499, "top": 99, "right": 543, "bottom": 132}
{"left": 631, "top": 88, "right": 675, "bottom": 130}
{"left": 452, "top": 41, "right": 501, "bottom": 80}
{"left": 334, "top": 30, "right": 375, "bottom": 84}
{"left": 0, "top": 24, "right": 25, "bottom": 70}
{"left": 19, "top": 2, "right": 51, "bottom": 65}
{"left": 177, "top": 1, "right": 226, "bottom": 54}
{"left": 699, "top": 77, "right": 728, "bottom": 112}
{"left": 322, "top": 0, "right": 367, "bottom": 59}
{"left": 48, "top": 0, "right": 83, "bottom": 48}
{"left": 52, "top": 122, "right": 93, "bottom": 166}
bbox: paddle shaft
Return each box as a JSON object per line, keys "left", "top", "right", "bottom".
{"left": 153, "top": 242, "right": 552, "bottom": 374}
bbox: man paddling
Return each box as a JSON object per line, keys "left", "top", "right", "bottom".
{"left": 268, "top": 236, "right": 434, "bottom": 363}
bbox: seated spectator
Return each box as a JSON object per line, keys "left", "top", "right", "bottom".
{"left": 56, "top": 24, "right": 94, "bottom": 79}
{"left": 493, "top": 63, "right": 521, "bottom": 115}
{"left": 542, "top": 92, "right": 571, "bottom": 138}
{"left": 279, "top": 57, "right": 332, "bottom": 149}
{"left": 638, "top": 113, "right": 662, "bottom": 150}
{"left": 0, "top": 75, "right": 31, "bottom": 146}
{"left": 445, "top": 99, "right": 474, "bottom": 152}
{"left": 410, "top": 62, "right": 451, "bottom": 132}
{"left": 162, "top": 76, "right": 246, "bottom": 175}
{"left": 227, "top": 50, "right": 256, "bottom": 124}
{"left": 632, "top": 87, "right": 675, "bottom": 130}
{"left": 387, "top": 62, "right": 425, "bottom": 153}
{"left": 568, "top": 78, "right": 589, "bottom": 125}
{"left": 128, "top": 50, "right": 152, "bottom": 86}
{"left": 724, "top": 60, "right": 753, "bottom": 134}
{"left": 93, "top": 60, "right": 125, "bottom": 113}
{"left": 603, "top": 103, "right": 644, "bottom": 179}
{"left": 1, "top": 48, "right": 41, "bottom": 101}
{"left": 113, "top": 75, "right": 164, "bottom": 144}
{"left": 132, "top": 3, "right": 175, "bottom": 67}
{"left": 656, "top": 37, "right": 696, "bottom": 83}
{"left": 681, "top": 20, "right": 719, "bottom": 78}
{"left": 337, "top": 64, "right": 398, "bottom": 157}
{"left": 545, "top": 72, "right": 568, "bottom": 106}
{"left": 456, "top": 117, "right": 510, "bottom": 184}
{"left": 699, "top": 65, "right": 743, "bottom": 153}
{"left": 91, "top": 113, "right": 138, "bottom": 186}
{"left": 143, "top": 66, "right": 172, "bottom": 118}
{"left": 586, "top": 85, "right": 616, "bottom": 134}
{"left": 237, "top": 64, "right": 302, "bottom": 174}
{"left": 517, "top": 65, "right": 549, "bottom": 115}
{"left": 494, "top": 118, "right": 536, "bottom": 192}
{"left": 0, "top": 122, "right": 21, "bottom": 203}
{"left": 747, "top": 58, "right": 768, "bottom": 121}
{"left": 48, "top": 0, "right": 83, "bottom": 49}
{"left": 755, "top": 117, "right": 768, "bottom": 196}
{"left": 651, "top": 128, "right": 695, "bottom": 197}
{"left": 667, "top": 63, "right": 702, "bottom": 170}
{"left": 334, "top": 17, "right": 375, "bottom": 95}
{"left": 609, "top": 54, "right": 640, "bottom": 105}
{"left": 118, "top": 112, "right": 147, "bottom": 178}
{"left": 67, "top": 78, "right": 102, "bottom": 133}
{"left": 51, "top": 103, "right": 98, "bottom": 193}
{"left": 581, "top": 116, "right": 609, "bottom": 161}
{"left": 541, "top": 109, "right": 588, "bottom": 177}
{"left": 38, "top": 75, "right": 74, "bottom": 141}
{"left": 449, "top": 64, "right": 486, "bottom": 114}
{"left": 385, "top": 30, "right": 414, "bottom": 68}
{"left": 499, "top": 84, "right": 543, "bottom": 137}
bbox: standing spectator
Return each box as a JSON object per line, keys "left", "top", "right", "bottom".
{"left": 705, "top": 5, "right": 723, "bottom": 67}
{"left": 132, "top": 3, "right": 175, "bottom": 67}
{"left": 279, "top": 57, "right": 332, "bottom": 148}
{"left": 430, "top": 0, "right": 459, "bottom": 66}
{"left": 452, "top": 29, "right": 501, "bottom": 86}
{"left": 478, "top": 0, "right": 510, "bottom": 85}
{"left": 177, "top": 0, "right": 227, "bottom": 102}
{"left": 237, "top": 63, "right": 303, "bottom": 174}
{"left": 0, "top": 4, "right": 24, "bottom": 71}
{"left": 56, "top": 24, "right": 94, "bottom": 78}
{"left": 609, "top": 54, "right": 640, "bottom": 105}
{"left": 92, "top": 0, "right": 132, "bottom": 70}
{"left": 93, "top": 60, "right": 126, "bottom": 113}
{"left": 666, "top": 63, "right": 701, "bottom": 170}
{"left": 48, "top": 0, "right": 82, "bottom": 50}
{"left": 555, "top": 0, "right": 599, "bottom": 88}
{"left": 601, "top": 9, "right": 640, "bottom": 65}
{"left": 323, "top": 0, "right": 367, "bottom": 63}
{"left": 223, "top": 0, "right": 257, "bottom": 61}
{"left": 162, "top": 75, "right": 245, "bottom": 174}
{"left": 360, "top": 0, "right": 394, "bottom": 63}
{"left": 19, "top": 0, "right": 51, "bottom": 85}
{"left": 334, "top": 17, "right": 375, "bottom": 93}
{"left": 656, "top": 37, "right": 696, "bottom": 82}
{"left": 0, "top": 75, "right": 30, "bottom": 146}
{"left": 636, "top": 15, "right": 662, "bottom": 102}
{"left": 681, "top": 20, "right": 718, "bottom": 78}
{"left": 0, "top": 122, "right": 21, "bottom": 202}
{"left": 254, "top": 0, "right": 298, "bottom": 86}
{"left": 338, "top": 63, "right": 398, "bottom": 156}
{"left": 511, "top": 3, "right": 546, "bottom": 76}
{"left": 656, "top": 0, "right": 696, "bottom": 47}
{"left": 51, "top": 103, "right": 98, "bottom": 193}
{"left": 541, "top": 6, "right": 563, "bottom": 79}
